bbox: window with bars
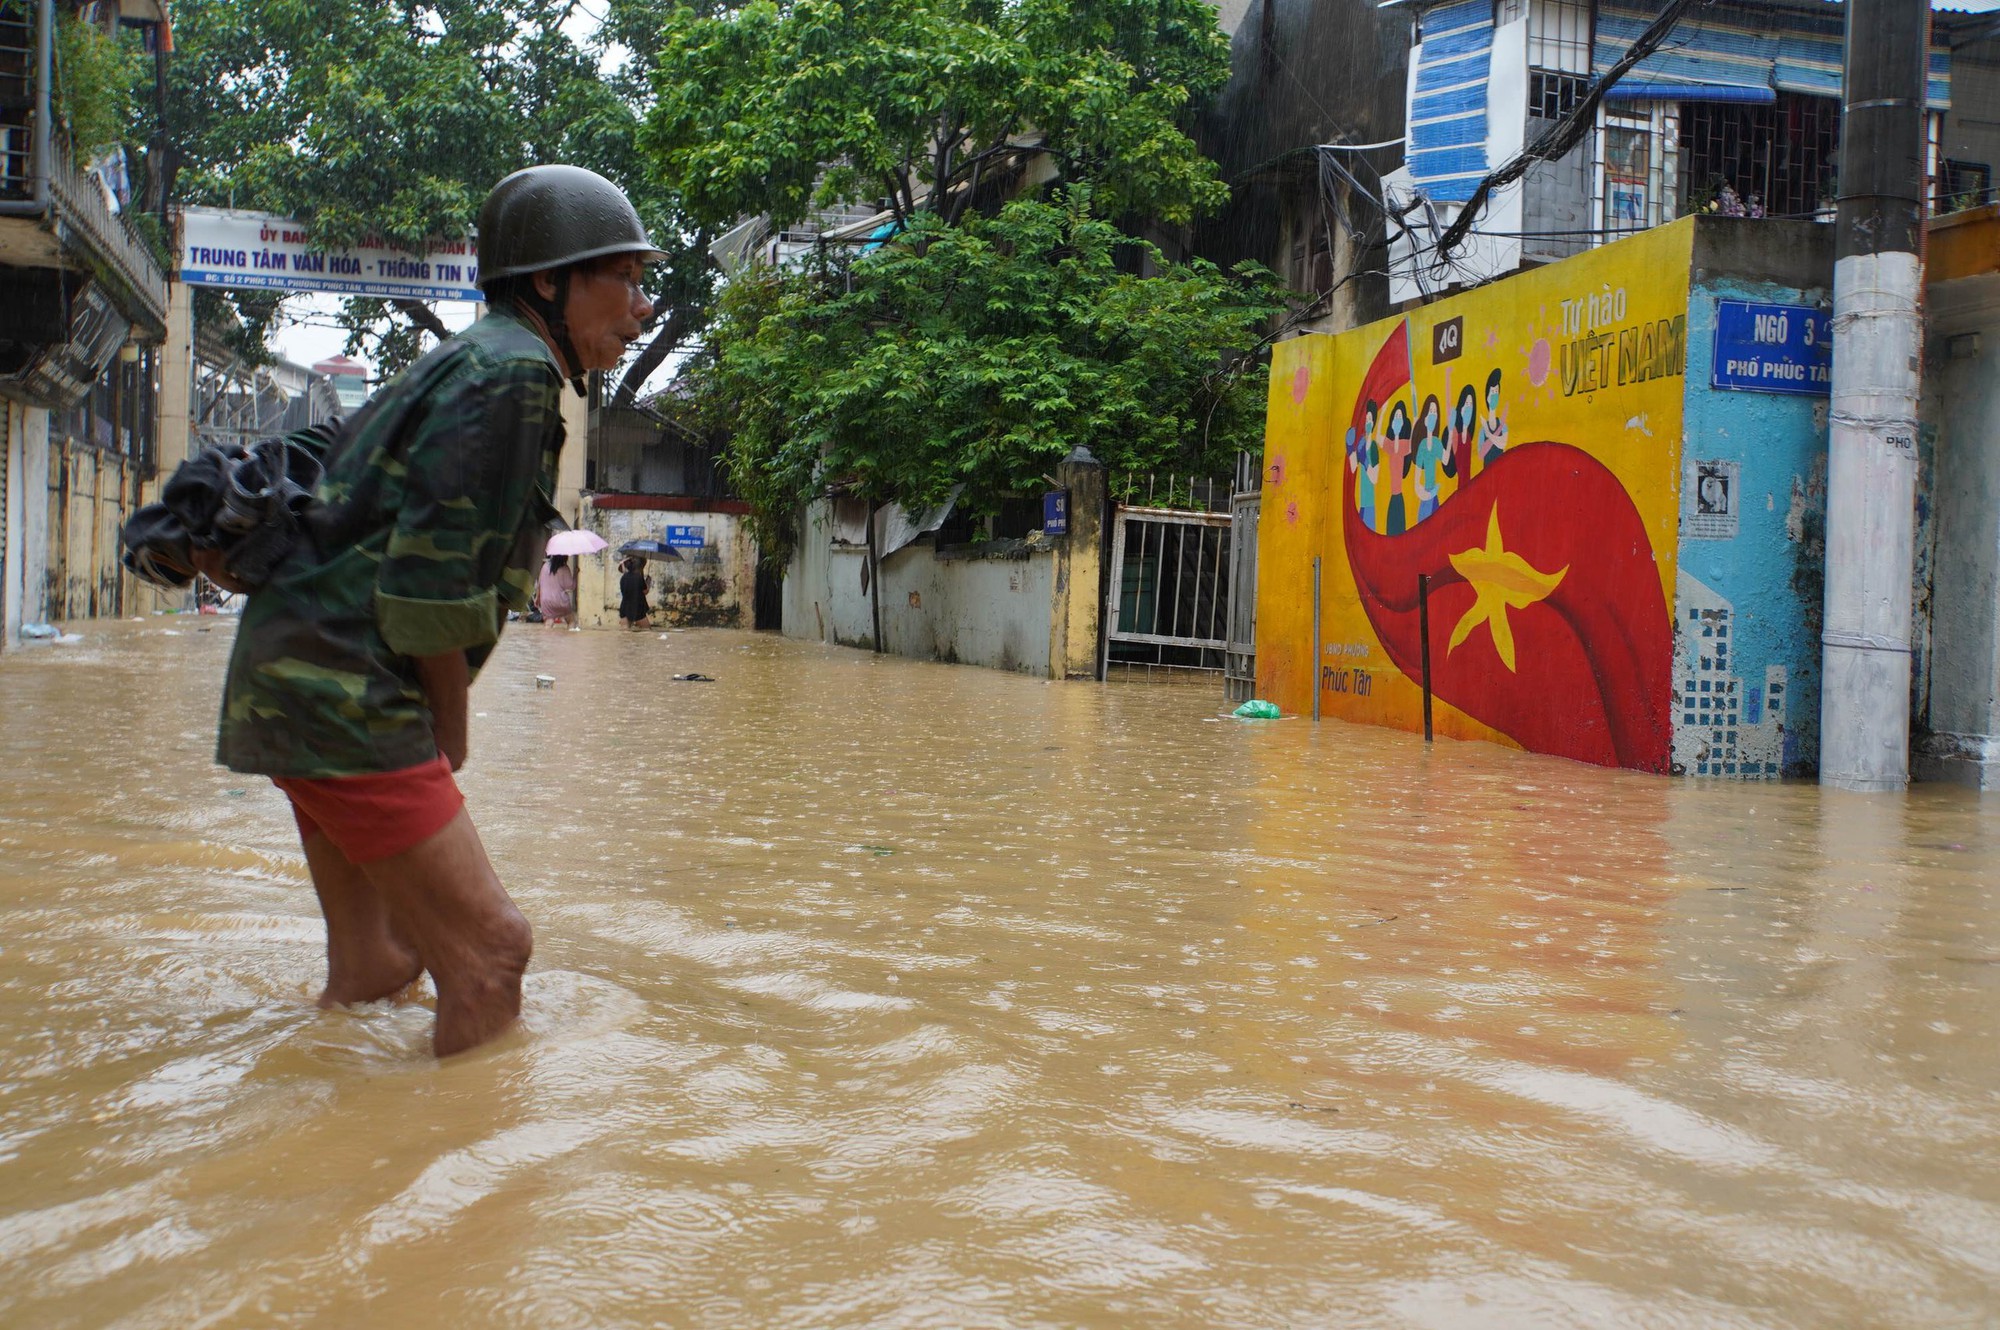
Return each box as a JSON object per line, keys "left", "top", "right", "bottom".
{"left": 1528, "top": 0, "right": 1592, "bottom": 74}
{"left": 1943, "top": 159, "right": 1994, "bottom": 213}
{"left": 1529, "top": 70, "right": 1591, "bottom": 122}
{"left": 1680, "top": 94, "right": 1842, "bottom": 219}
{"left": 1524, "top": 72, "right": 1594, "bottom": 261}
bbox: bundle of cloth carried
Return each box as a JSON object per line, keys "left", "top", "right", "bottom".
{"left": 121, "top": 417, "right": 343, "bottom": 591}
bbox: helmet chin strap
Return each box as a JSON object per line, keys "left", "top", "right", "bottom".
{"left": 525, "top": 269, "right": 588, "bottom": 397}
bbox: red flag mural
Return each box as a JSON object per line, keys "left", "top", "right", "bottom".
{"left": 1339, "top": 321, "right": 1675, "bottom": 771}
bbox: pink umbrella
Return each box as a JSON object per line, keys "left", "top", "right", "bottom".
{"left": 545, "top": 529, "right": 608, "bottom": 556}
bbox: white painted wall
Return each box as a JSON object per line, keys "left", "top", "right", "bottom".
{"left": 782, "top": 500, "right": 1057, "bottom": 675}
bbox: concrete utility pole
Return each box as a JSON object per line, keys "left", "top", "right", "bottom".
{"left": 1820, "top": 0, "right": 1930, "bottom": 792}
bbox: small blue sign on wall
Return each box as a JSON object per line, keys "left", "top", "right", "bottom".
{"left": 664, "top": 524, "right": 707, "bottom": 548}
{"left": 1043, "top": 490, "right": 1069, "bottom": 536}
{"left": 1711, "top": 301, "right": 1832, "bottom": 396}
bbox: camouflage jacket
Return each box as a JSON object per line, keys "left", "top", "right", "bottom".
{"left": 216, "top": 310, "right": 564, "bottom": 777}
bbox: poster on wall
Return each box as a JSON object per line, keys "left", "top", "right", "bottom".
{"left": 1685, "top": 459, "right": 1739, "bottom": 540}
{"left": 1257, "top": 219, "right": 1696, "bottom": 772}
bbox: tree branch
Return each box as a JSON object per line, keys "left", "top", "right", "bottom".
{"left": 392, "top": 298, "right": 451, "bottom": 339}
{"left": 612, "top": 306, "right": 695, "bottom": 407}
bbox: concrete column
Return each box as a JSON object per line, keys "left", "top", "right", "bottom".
{"left": 575, "top": 495, "right": 611, "bottom": 629}
{"left": 2, "top": 401, "right": 23, "bottom": 648}
{"left": 1819, "top": 0, "right": 1928, "bottom": 792}
{"left": 132, "top": 281, "right": 196, "bottom": 615}
{"left": 556, "top": 383, "right": 588, "bottom": 525}
{"left": 16, "top": 405, "right": 47, "bottom": 633}
{"left": 1048, "top": 445, "right": 1106, "bottom": 680}
{"left": 155, "top": 282, "right": 193, "bottom": 485}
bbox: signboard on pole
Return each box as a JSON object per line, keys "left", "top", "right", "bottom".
{"left": 178, "top": 207, "right": 485, "bottom": 302}
{"left": 1710, "top": 301, "right": 1831, "bottom": 396}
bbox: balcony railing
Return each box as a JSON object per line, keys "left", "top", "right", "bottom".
{"left": 0, "top": 0, "right": 168, "bottom": 339}
{"left": 41, "top": 135, "right": 168, "bottom": 335}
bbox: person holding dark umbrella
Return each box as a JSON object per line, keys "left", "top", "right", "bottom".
{"left": 618, "top": 555, "right": 652, "bottom": 630}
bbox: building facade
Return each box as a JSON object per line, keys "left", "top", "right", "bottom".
{"left": 0, "top": 0, "right": 172, "bottom": 645}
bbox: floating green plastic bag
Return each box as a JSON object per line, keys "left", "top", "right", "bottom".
{"left": 1233, "top": 699, "right": 1281, "bottom": 719}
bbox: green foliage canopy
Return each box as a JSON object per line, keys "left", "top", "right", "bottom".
{"left": 707, "top": 193, "right": 1278, "bottom": 563}
{"left": 165, "top": 0, "right": 704, "bottom": 372}
{"left": 642, "top": 0, "right": 1233, "bottom": 231}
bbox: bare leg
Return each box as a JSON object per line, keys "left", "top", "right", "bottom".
{"left": 301, "top": 831, "right": 424, "bottom": 1007}
{"left": 361, "top": 808, "right": 533, "bottom": 1057}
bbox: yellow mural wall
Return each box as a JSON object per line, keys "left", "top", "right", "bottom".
{"left": 1256, "top": 220, "right": 1697, "bottom": 771}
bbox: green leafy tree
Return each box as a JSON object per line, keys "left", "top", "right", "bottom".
{"left": 641, "top": 0, "right": 1232, "bottom": 231}
{"left": 638, "top": 0, "right": 1268, "bottom": 554}
{"left": 165, "top": 0, "right": 710, "bottom": 384}
{"left": 707, "top": 193, "right": 1278, "bottom": 564}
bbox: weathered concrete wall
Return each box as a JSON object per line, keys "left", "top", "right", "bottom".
{"left": 1191, "top": 0, "right": 1409, "bottom": 324}
{"left": 1673, "top": 220, "right": 1834, "bottom": 778}
{"left": 577, "top": 498, "right": 759, "bottom": 629}
{"left": 1943, "top": 37, "right": 2000, "bottom": 207}
{"left": 783, "top": 504, "right": 1064, "bottom": 677}
{"left": 1914, "top": 207, "right": 2000, "bottom": 788}
{"left": 875, "top": 546, "right": 1054, "bottom": 674}
{"left": 45, "top": 438, "right": 137, "bottom": 622}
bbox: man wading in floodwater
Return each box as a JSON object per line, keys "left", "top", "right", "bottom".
{"left": 205, "top": 166, "right": 660, "bottom": 1055}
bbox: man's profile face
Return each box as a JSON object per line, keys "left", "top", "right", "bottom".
{"left": 542, "top": 256, "right": 654, "bottom": 371}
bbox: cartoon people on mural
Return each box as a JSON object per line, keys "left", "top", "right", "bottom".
{"left": 1317, "top": 310, "right": 1675, "bottom": 772}
{"left": 1349, "top": 373, "right": 1490, "bottom": 536}
{"left": 1448, "top": 383, "right": 1479, "bottom": 483}
{"left": 1479, "top": 369, "right": 1509, "bottom": 466}
{"left": 1350, "top": 400, "right": 1381, "bottom": 531}
{"left": 1413, "top": 395, "right": 1446, "bottom": 522}
{"left": 1381, "top": 402, "right": 1413, "bottom": 535}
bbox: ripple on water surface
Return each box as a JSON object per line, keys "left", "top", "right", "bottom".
{"left": 0, "top": 622, "right": 1997, "bottom": 1328}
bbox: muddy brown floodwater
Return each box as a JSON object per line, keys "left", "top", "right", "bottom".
{"left": 2, "top": 621, "right": 1998, "bottom": 1328}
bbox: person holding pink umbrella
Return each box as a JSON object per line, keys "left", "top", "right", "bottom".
{"left": 536, "top": 554, "right": 577, "bottom": 626}
{"left": 537, "top": 529, "right": 605, "bottom": 627}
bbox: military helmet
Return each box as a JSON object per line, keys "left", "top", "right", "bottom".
{"left": 476, "top": 165, "right": 665, "bottom": 288}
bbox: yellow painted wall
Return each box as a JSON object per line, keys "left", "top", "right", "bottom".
{"left": 1256, "top": 220, "right": 1696, "bottom": 771}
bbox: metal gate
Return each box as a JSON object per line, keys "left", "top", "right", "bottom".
{"left": 1225, "top": 451, "right": 1261, "bottom": 701}
{"left": 1106, "top": 502, "right": 1233, "bottom": 670}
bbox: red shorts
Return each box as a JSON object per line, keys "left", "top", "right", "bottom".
{"left": 273, "top": 754, "right": 464, "bottom": 864}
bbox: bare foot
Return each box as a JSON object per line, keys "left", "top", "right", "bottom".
{"left": 357, "top": 808, "right": 535, "bottom": 1057}
{"left": 319, "top": 941, "right": 424, "bottom": 1008}
{"left": 433, "top": 942, "right": 531, "bottom": 1057}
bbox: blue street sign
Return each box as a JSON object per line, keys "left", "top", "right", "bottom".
{"left": 1711, "top": 301, "right": 1832, "bottom": 396}
{"left": 665, "top": 525, "right": 707, "bottom": 548}
{"left": 1043, "top": 490, "right": 1069, "bottom": 536}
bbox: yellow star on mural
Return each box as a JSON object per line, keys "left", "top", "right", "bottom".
{"left": 1446, "top": 505, "right": 1568, "bottom": 673}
